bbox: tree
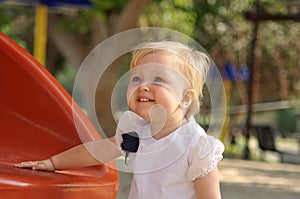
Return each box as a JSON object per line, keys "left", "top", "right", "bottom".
{"left": 0, "top": 0, "right": 150, "bottom": 137}
{"left": 1, "top": 0, "right": 300, "bottom": 137}
{"left": 48, "top": 0, "right": 150, "bottom": 136}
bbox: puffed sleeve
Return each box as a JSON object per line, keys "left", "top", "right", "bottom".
{"left": 187, "top": 135, "right": 224, "bottom": 181}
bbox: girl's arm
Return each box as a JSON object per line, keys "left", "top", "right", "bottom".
{"left": 193, "top": 167, "right": 222, "bottom": 199}
{"left": 15, "top": 137, "right": 122, "bottom": 171}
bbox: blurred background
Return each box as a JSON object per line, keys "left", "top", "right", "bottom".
{"left": 1, "top": 0, "right": 300, "bottom": 198}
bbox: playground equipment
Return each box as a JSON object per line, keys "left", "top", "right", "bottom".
{"left": 0, "top": 32, "right": 118, "bottom": 198}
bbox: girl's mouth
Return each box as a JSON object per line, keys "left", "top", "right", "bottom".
{"left": 138, "top": 98, "right": 154, "bottom": 102}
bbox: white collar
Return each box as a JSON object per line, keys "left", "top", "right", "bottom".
{"left": 117, "top": 111, "right": 200, "bottom": 173}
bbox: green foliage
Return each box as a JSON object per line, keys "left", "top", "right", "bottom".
{"left": 1, "top": 0, "right": 299, "bottom": 103}
{"left": 192, "top": 0, "right": 253, "bottom": 47}
{"left": 0, "top": 7, "right": 10, "bottom": 25}
{"left": 53, "top": 0, "right": 128, "bottom": 35}
{"left": 0, "top": 6, "right": 33, "bottom": 51}
{"left": 55, "top": 65, "right": 76, "bottom": 94}
{"left": 55, "top": 10, "right": 91, "bottom": 35}
{"left": 139, "top": 0, "right": 197, "bottom": 36}
{"left": 276, "top": 108, "right": 297, "bottom": 137}
{"left": 91, "top": 0, "right": 127, "bottom": 12}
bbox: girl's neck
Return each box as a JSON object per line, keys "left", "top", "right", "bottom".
{"left": 150, "top": 116, "right": 188, "bottom": 140}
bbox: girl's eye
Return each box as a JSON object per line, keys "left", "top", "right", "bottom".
{"left": 154, "top": 77, "right": 164, "bottom": 83}
{"left": 132, "top": 76, "right": 141, "bottom": 82}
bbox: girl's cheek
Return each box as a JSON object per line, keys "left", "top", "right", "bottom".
{"left": 126, "top": 86, "right": 135, "bottom": 104}
{"left": 126, "top": 85, "right": 133, "bottom": 97}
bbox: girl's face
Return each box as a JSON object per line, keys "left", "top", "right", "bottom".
{"left": 126, "top": 53, "right": 190, "bottom": 122}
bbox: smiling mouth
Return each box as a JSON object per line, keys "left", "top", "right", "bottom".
{"left": 138, "top": 98, "right": 154, "bottom": 102}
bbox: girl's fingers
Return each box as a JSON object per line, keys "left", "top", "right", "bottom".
{"left": 14, "top": 160, "right": 55, "bottom": 171}
{"left": 14, "top": 161, "right": 37, "bottom": 168}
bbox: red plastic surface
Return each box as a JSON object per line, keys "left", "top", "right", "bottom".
{"left": 0, "top": 32, "right": 118, "bottom": 198}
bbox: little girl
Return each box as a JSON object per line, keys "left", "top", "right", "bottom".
{"left": 16, "top": 41, "right": 224, "bottom": 199}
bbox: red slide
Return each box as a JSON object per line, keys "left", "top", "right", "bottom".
{"left": 0, "top": 32, "right": 118, "bottom": 198}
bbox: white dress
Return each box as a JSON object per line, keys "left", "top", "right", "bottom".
{"left": 115, "top": 111, "right": 224, "bottom": 199}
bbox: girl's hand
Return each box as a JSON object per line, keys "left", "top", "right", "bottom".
{"left": 14, "top": 159, "right": 55, "bottom": 172}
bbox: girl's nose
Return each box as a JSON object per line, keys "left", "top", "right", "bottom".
{"left": 139, "top": 83, "right": 150, "bottom": 91}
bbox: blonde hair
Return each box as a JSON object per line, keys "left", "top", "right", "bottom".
{"left": 130, "top": 41, "right": 211, "bottom": 118}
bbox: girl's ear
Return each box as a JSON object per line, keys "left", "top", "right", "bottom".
{"left": 181, "top": 89, "right": 196, "bottom": 108}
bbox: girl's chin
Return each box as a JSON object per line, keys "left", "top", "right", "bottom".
{"left": 133, "top": 111, "right": 150, "bottom": 121}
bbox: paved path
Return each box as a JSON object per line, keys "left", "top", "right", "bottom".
{"left": 219, "top": 159, "right": 300, "bottom": 199}
{"left": 117, "top": 158, "right": 300, "bottom": 199}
